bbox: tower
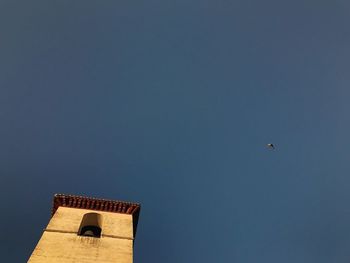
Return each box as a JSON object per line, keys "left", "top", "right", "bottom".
{"left": 28, "top": 194, "right": 141, "bottom": 263}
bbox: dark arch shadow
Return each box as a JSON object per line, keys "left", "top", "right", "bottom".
{"left": 78, "top": 213, "right": 102, "bottom": 238}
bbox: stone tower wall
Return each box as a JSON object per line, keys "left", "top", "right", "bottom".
{"left": 28, "top": 207, "right": 135, "bottom": 263}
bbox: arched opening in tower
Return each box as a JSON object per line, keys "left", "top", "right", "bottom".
{"left": 78, "top": 213, "right": 102, "bottom": 238}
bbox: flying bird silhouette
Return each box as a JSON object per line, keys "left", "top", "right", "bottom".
{"left": 267, "top": 143, "right": 275, "bottom": 149}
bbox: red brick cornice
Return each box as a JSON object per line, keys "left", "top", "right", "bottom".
{"left": 52, "top": 193, "right": 140, "bottom": 216}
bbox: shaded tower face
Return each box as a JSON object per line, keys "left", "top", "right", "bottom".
{"left": 28, "top": 194, "right": 140, "bottom": 263}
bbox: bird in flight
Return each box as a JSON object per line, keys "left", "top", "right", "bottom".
{"left": 267, "top": 143, "right": 275, "bottom": 149}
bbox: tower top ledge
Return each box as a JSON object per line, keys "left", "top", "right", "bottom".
{"left": 52, "top": 193, "right": 140, "bottom": 217}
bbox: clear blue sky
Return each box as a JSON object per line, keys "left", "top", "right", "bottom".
{"left": 1, "top": 0, "right": 350, "bottom": 262}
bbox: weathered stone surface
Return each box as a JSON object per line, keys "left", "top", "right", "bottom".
{"left": 28, "top": 206, "right": 136, "bottom": 262}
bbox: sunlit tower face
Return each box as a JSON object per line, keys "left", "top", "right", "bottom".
{"left": 28, "top": 194, "right": 140, "bottom": 263}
